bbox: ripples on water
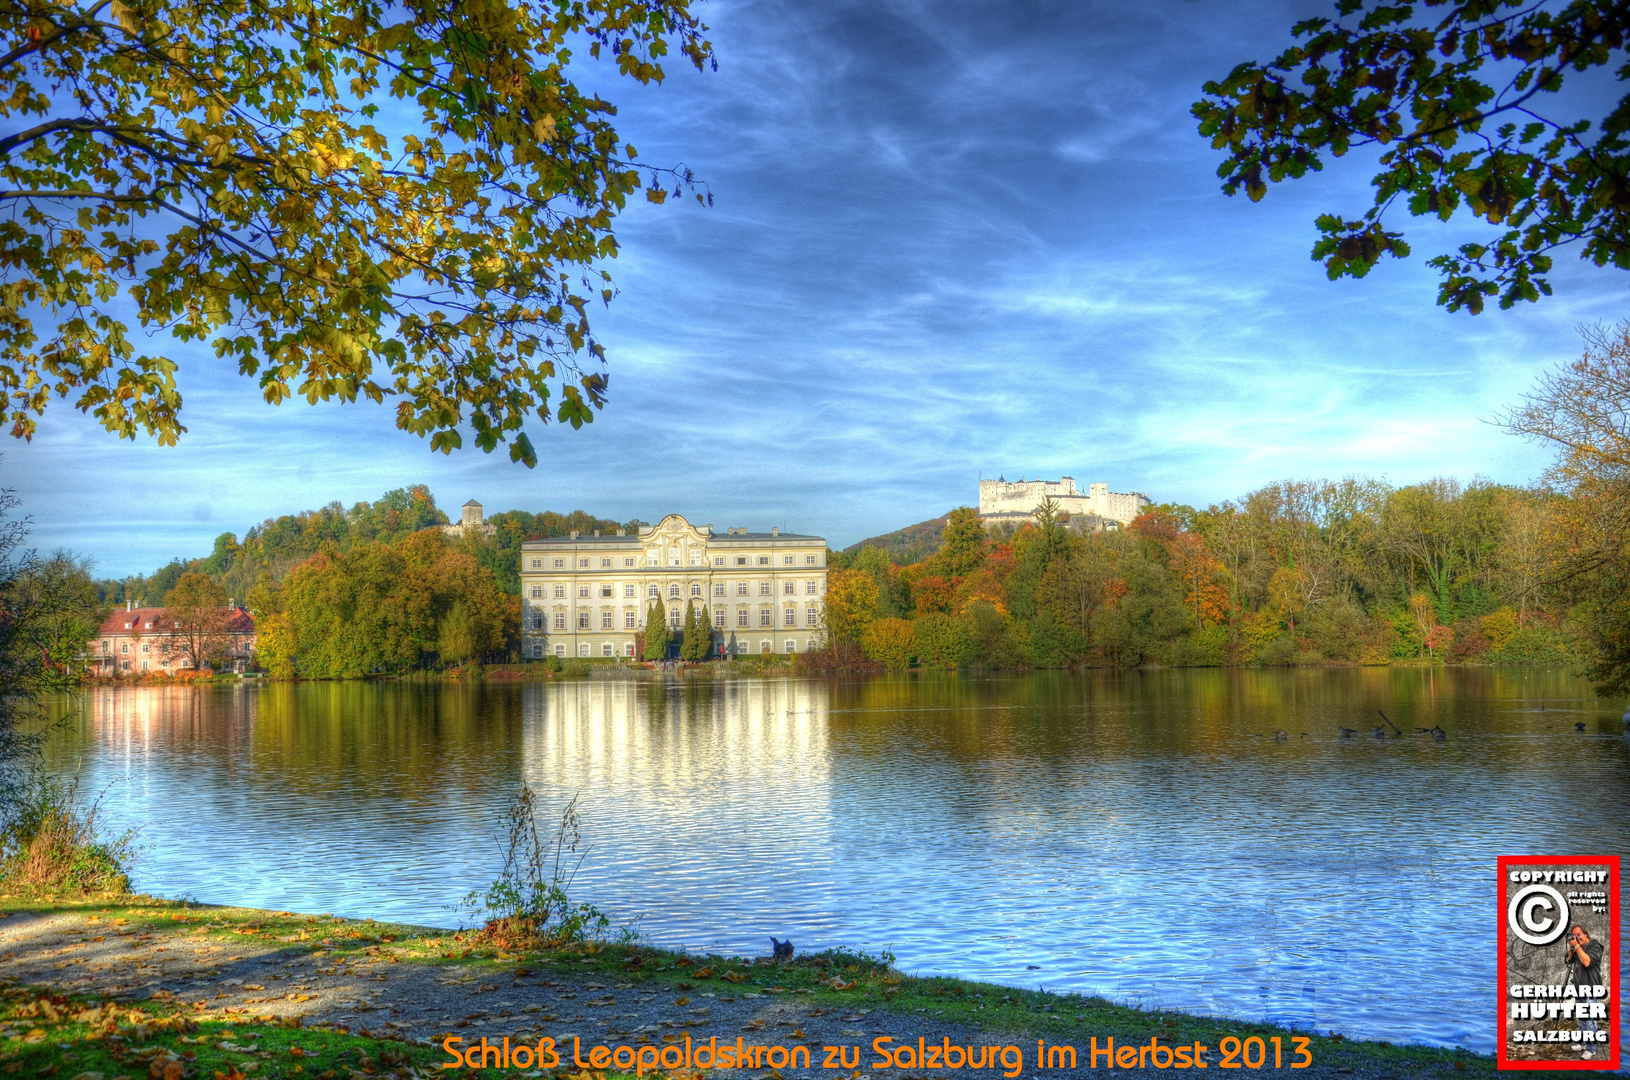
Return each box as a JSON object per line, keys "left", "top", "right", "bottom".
{"left": 35, "top": 668, "right": 1630, "bottom": 1055}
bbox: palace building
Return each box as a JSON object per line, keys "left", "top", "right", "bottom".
{"left": 519, "top": 514, "right": 828, "bottom": 660}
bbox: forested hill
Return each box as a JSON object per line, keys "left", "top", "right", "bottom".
{"left": 102, "top": 487, "right": 639, "bottom": 607}
{"left": 843, "top": 512, "right": 954, "bottom": 565}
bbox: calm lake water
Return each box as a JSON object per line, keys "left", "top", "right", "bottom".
{"left": 33, "top": 668, "right": 1630, "bottom": 1055}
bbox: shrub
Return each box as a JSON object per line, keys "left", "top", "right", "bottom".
{"left": 793, "top": 640, "right": 879, "bottom": 673}
{"left": 1185, "top": 625, "right": 1230, "bottom": 666}
{"left": 1256, "top": 634, "right": 1299, "bottom": 666}
{"left": 861, "top": 617, "right": 915, "bottom": 670}
{"left": 1480, "top": 609, "right": 1519, "bottom": 652}
{"left": 1491, "top": 626, "right": 1571, "bottom": 665}
{"left": 0, "top": 770, "right": 133, "bottom": 895}
{"left": 912, "top": 612, "right": 970, "bottom": 668}
{"left": 1389, "top": 608, "right": 1424, "bottom": 658}
{"left": 1450, "top": 624, "right": 1490, "bottom": 661}
{"left": 1027, "top": 612, "right": 1085, "bottom": 668}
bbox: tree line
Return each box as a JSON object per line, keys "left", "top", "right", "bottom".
{"left": 812, "top": 316, "right": 1630, "bottom": 696}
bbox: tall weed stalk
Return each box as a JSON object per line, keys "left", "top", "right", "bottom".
{"left": 0, "top": 767, "right": 134, "bottom": 894}
{"left": 463, "top": 789, "right": 614, "bottom": 947}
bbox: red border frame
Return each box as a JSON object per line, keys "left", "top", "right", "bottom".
{"left": 1497, "top": 855, "right": 1620, "bottom": 1071}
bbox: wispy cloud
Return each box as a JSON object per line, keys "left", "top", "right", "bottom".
{"left": 5, "top": 0, "right": 1623, "bottom": 575}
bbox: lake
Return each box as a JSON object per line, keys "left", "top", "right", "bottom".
{"left": 33, "top": 668, "right": 1630, "bottom": 1055}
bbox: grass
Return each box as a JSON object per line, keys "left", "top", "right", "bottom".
{"left": 0, "top": 984, "right": 442, "bottom": 1079}
{"left": 8, "top": 893, "right": 1614, "bottom": 1078}
{"left": 0, "top": 770, "right": 134, "bottom": 897}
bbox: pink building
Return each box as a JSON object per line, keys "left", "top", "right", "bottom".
{"left": 90, "top": 601, "right": 257, "bottom": 676}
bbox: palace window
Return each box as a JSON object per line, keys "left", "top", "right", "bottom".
{"left": 805, "top": 554, "right": 817, "bottom": 565}
{"left": 807, "top": 608, "right": 820, "bottom": 626}
{"left": 625, "top": 611, "right": 637, "bottom": 629}
{"left": 784, "top": 608, "right": 797, "bottom": 627}
{"left": 532, "top": 644, "right": 544, "bottom": 658}
{"left": 531, "top": 586, "right": 543, "bottom": 598}
{"left": 713, "top": 556, "right": 725, "bottom": 566}
{"left": 783, "top": 581, "right": 795, "bottom": 595}
{"left": 580, "top": 644, "right": 590, "bottom": 657}
{"left": 624, "top": 584, "right": 637, "bottom": 598}
{"left": 785, "top": 640, "right": 797, "bottom": 652}
{"left": 121, "top": 644, "right": 128, "bottom": 654}
{"left": 690, "top": 553, "right": 702, "bottom": 566}
{"left": 806, "top": 580, "right": 818, "bottom": 594}
{"left": 758, "top": 581, "right": 771, "bottom": 595}
{"left": 532, "top": 559, "right": 542, "bottom": 569}
{"left": 736, "top": 581, "right": 748, "bottom": 596}
{"left": 648, "top": 584, "right": 660, "bottom": 598}
{"left": 578, "top": 585, "right": 590, "bottom": 599}
{"left": 624, "top": 642, "right": 636, "bottom": 656}
{"left": 554, "top": 558, "right": 565, "bottom": 568}
{"left": 690, "top": 583, "right": 702, "bottom": 597}
{"left": 555, "top": 613, "right": 566, "bottom": 630}
{"left": 603, "top": 643, "right": 614, "bottom": 656}
{"left": 713, "top": 609, "right": 725, "bottom": 628}
{"left": 668, "top": 547, "right": 681, "bottom": 566}
{"left": 602, "top": 557, "right": 613, "bottom": 568}
{"left": 737, "top": 609, "right": 749, "bottom": 628}
{"left": 784, "top": 555, "right": 794, "bottom": 565}
{"left": 714, "top": 583, "right": 725, "bottom": 596}
{"left": 579, "top": 558, "right": 590, "bottom": 568}
{"left": 757, "top": 556, "right": 770, "bottom": 565}
{"left": 625, "top": 557, "right": 637, "bottom": 567}
{"left": 668, "top": 584, "right": 680, "bottom": 598}
{"left": 554, "top": 585, "right": 566, "bottom": 599}
{"left": 735, "top": 556, "right": 748, "bottom": 566}
{"left": 578, "top": 612, "right": 590, "bottom": 629}
{"left": 759, "top": 609, "right": 772, "bottom": 627}
{"left": 602, "top": 611, "right": 614, "bottom": 629}
{"left": 601, "top": 584, "right": 614, "bottom": 598}
{"left": 556, "top": 644, "right": 567, "bottom": 656}
{"left": 531, "top": 613, "right": 543, "bottom": 630}
{"left": 141, "top": 643, "right": 150, "bottom": 653}
{"left": 669, "top": 608, "right": 683, "bottom": 629}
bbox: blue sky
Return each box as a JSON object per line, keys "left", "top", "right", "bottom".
{"left": 6, "top": 0, "right": 1628, "bottom": 577}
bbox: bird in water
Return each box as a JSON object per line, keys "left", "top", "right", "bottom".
{"left": 1576, "top": 722, "right": 1587, "bottom": 732}
{"left": 1428, "top": 725, "right": 1446, "bottom": 740}
{"left": 1273, "top": 730, "right": 1288, "bottom": 742}
{"left": 1373, "top": 726, "right": 1386, "bottom": 738}
{"left": 1339, "top": 727, "right": 1357, "bottom": 737}
{"left": 770, "top": 937, "right": 794, "bottom": 961}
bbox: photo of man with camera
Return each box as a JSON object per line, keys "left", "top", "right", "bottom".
{"left": 1565, "top": 925, "right": 1608, "bottom": 1059}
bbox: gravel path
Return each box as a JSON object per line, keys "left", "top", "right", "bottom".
{"left": 0, "top": 909, "right": 1536, "bottom": 1078}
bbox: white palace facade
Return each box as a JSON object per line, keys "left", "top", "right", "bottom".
{"left": 520, "top": 514, "right": 828, "bottom": 659}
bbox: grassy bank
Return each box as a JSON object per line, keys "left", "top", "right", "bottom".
{"left": 3, "top": 893, "right": 1608, "bottom": 1078}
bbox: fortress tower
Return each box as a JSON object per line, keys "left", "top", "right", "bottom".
{"left": 978, "top": 475, "right": 1150, "bottom": 528}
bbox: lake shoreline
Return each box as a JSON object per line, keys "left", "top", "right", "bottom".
{"left": 0, "top": 892, "right": 1550, "bottom": 1079}
{"left": 74, "top": 656, "right": 1598, "bottom": 689}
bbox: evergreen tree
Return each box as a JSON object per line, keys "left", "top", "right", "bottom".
{"left": 681, "top": 602, "right": 714, "bottom": 661}
{"left": 679, "top": 599, "right": 704, "bottom": 661}
{"left": 642, "top": 600, "right": 669, "bottom": 661}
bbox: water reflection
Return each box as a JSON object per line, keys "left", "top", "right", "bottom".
{"left": 37, "top": 669, "right": 1630, "bottom": 1056}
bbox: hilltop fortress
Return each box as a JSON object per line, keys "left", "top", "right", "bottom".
{"left": 979, "top": 476, "right": 1150, "bottom": 529}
